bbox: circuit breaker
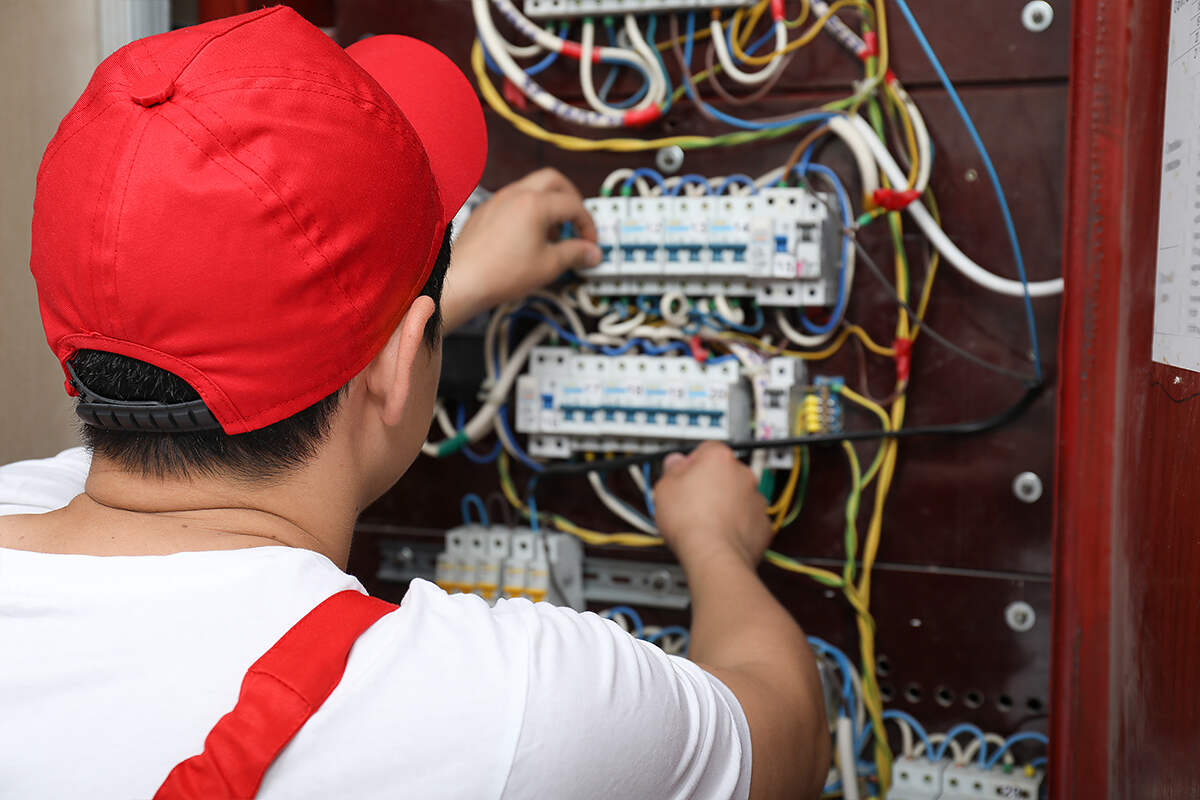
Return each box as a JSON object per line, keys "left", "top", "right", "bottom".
{"left": 584, "top": 187, "right": 840, "bottom": 306}
{"left": 522, "top": 0, "right": 755, "bottom": 18}
{"left": 434, "top": 525, "right": 585, "bottom": 610}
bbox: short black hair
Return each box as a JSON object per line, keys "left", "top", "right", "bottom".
{"left": 74, "top": 224, "right": 452, "bottom": 481}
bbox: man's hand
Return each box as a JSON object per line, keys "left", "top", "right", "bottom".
{"left": 653, "top": 442, "right": 773, "bottom": 569}
{"left": 441, "top": 168, "right": 602, "bottom": 332}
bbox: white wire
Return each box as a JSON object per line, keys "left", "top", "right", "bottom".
{"left": 473, "top": 0, "right": 625, "bottom": 128}
{"left": 889, "top": 82, "right": 933, "bottom": 194}
{"left": 887, "top": 717, "right": 916, "bottom": 759}
{"left": 575, "top": 284, "right": 611, "bottom": 317}
{"left": 628, "top": 463, "right": 650, "bottom": 498}
{"left": 961, "top": 733, "right": 1014, "bottom": 767}
{"left": 598, "top": 309, "right": 647, "bottom": 337}
{"left": 826, "top": 115, "right": 881, "bottom": 200}
{"left": 623, "top": 14, "right": 665, "bottom": 111}
{"left": 600, "top": 169, "right": 651, "bottom": 199}
{"left": 588, "top": 472, "right": 658, "bottom": 534}
{"left": 914, "top": 733, "right": 965, "bottom": 762}
{"left": 581, "top": 20, "right": 629, "bottom": 116}
{"left": 710, "top": 18, "right": 787, "bottom": 86}
{"left": 713, "top": 294, "right": 745, "bottom": 326}
{"left": 775, "top": 309, "right": 837, "bottom": 348}
{"left": 836, "top": 717, "right": 862, "bottom": 800}
{"left": 848, "top": 114, "right": 1063, "bottom": 297}
{"left": 660, "top": 291, "right": 690, "bottom": 327}
{"left": 434, "top": 402, "right": 458, "bottom": 439}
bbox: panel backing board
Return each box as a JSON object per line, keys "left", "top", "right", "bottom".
{"left": 336, "top": 0, "right": 1063, "bottom": 738}
{"left": 1154, "top": 0, "right": 1200, "bottom": 372}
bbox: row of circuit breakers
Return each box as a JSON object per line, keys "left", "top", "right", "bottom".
{"left": 524, "top": 0, "right": 756, "bottom": 18}
{"left": 582, "top": 188, "right": 839, "bottom": 305}
{"left": 515, "top": 348, "right": 844, "bottom": 465}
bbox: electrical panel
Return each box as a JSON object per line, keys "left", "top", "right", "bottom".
{"left": 585, "top": 187, "right": 839, "bottom": 306}
{"left": 523, "top": 0, "right": 755, "bottom": 19}
{"left": 434, "top": 525, "right": 585, "bottom": 609}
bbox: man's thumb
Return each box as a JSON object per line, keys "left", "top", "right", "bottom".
{"left": 552, "top": 239, "right": 602, "bottom": 272}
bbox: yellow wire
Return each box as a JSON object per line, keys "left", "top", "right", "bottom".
{"left": 497, "top": 452, "right": 663, "bottom": 547}
{"left": 836, "top": 385, "right": 891, "bottom": 487}
{"left": 884, "top": 83, "right": 920, "bottom": 190}
{"left": 910, "top": 192, "right": 942, "bottom": 343}
{"left": 719, "top": 323, "right": 895, "bottom": 361}
{"left": 729, "top": 0, "right": 867, "bottom": 66}
{"left": 767, "top": 450, "right": 803, "bottom": 527}
{"left": 737, "top": 0, "right": 771, "bottom": 47}
{"left": 472, "top": 40, "right": 718, "bottom": 153}
{"left": 785, "top": 0, "right": 813, "bottom": 28}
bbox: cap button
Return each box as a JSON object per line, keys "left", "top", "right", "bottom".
{"left": 130, "top": 74, "right": 175, "bottom": 107}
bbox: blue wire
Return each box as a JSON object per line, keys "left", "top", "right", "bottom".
{"left": 497, "top": 403, "right": 544, "bottom": 473}
{"left": 456, "top": 404, "right": 502, "bottom": 464}
{"left": 713, "top": 174, "right": 758, "bottom": 195}
{"left": 741, "top": 20, "right": 779, "bottom": 60}
{"left": 706, "top": 354, "right": 740, "bottom": 365}
{"left": 596, "top": 471, "right": 657, "bottom": 529}
{"left": 640, "top": 462, "right": 656, "bottom": 517}
{"left": 647, "top": 15, "right": 675, "bottom": 115}
{"left": 891, "top": 0, "right": 1043, "bottom": 381}
{"left": 807, "top": 636, "right": 856, "bottom": 711}
{"left": 933, "top": 723, "right": 988, "bottom": 767}
{"left": 711, "top": 303, "right": 765, "bottom": 333}
{"left": 683, "top": 13, "right": 834, "bottom": 131}
{"left": 481, "top": 24, "right": 567, "bottom": 77}
{"left": 510, "top": 307, "right": 690, "bottom": 357}
{"left": 460, "top": 493, "right": 489, "bottom": 527}
{"left": 793, "top": 162, "right": 852, "bottom": 335}
{"left": 622, "top": 167, "right": 668, "bottom": 194}
{"left": 668, "top": 174, "right": 713, "bottom": 196}
{"left": 1030, "top": 756, "right": 1048, "bottom": 769}
{"left": 883, "top": 714, "right": 936, "bottom": 762}
{"left": 602, "top": 605, "right": 645, "bottom": 638}
{"left": 599, "top": 19, "right": 651, "bottom": 109}
{"left": 984, "top": 732, "right": 1050, "bottom": 770}
{"left": 526, "top": 486, "right": 539, "bottom": 531}
{"left": 646, "top": 625, "right": 689, "bottom": 655}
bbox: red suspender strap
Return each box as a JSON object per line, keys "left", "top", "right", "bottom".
{"left": 154, "top": 590, "right": 398, "bottom": 800}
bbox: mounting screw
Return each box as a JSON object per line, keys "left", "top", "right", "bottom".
{"left": 656, "top": 145, "right": 685, "bottom": 174}
{"left": 392, "top": 546, "right": 414, "bottom": 567}
{"left": 1005, "top": 601, "right": 1036, "bottom": 632}
{"left": 1021, "top": 1, "right": 1053, "bottom": 32}
{"left": 648, "top": 569, "right": 672, "bottom": 594}
{"left": 964, "top": 168, "right": 979, "bottom": 183}
{"left": 1012, "top": 471, "right": 1043, "bottom": 504}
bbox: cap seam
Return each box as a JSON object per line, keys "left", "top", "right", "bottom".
{"left": 108, "top": 112, "right": 156, "bottom": 343}
{"left": 37, "top": 94, "right": 133, "bottom": 180}
{"left": 84, "top": 110, "right": 143, "bottom": 349}
{"left": 172, "top": 97, "right": 373, "bottom": 342}
{"left": 184, "top": 82, "right": 415, "bottom": 143}
{"left": 165, "top": 5, "right": 284, "bottom": 87}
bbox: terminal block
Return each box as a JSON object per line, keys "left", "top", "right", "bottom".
{"left": 434, "top": 525, "right": 584, "bottom": 610}
{"left": 514, "top": 348, "right": 753, "bottom": 459}
{"left": 884, "top": 758, "right": 1044, "bottom": 800}
{"left": 802, "top": 375, "right": 845, "bottom": 435}
{"left": 523, "top": 0, "right": 754, "bottom": 19}
{"left": 583, "top": 187, "right": 839, "bottom": 307}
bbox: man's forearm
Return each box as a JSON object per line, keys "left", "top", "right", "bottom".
{"left": 684, "top": 547, "right": 830, "bottom": 798}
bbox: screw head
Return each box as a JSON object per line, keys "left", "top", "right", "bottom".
{"left": 1022, "top": 1, "right": 1054, "bottom": 32}
{"left": 964, "top": 168, "right": 979, "bottom": 182}
{"left": 655, "top": 145, "right": 685, "bottom": 174}
{"left": 1013, "top": 471, "right": 1043, "bottom": 503}
{"left": 1006, "top": 600, "right": 1037, "bottom": 632}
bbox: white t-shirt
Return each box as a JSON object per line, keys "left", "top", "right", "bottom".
{"left": 0, "top": 449, "right": 752, "bottom": 800}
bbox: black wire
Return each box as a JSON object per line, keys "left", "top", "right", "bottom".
{"left": 849, "top": 235, "right": 1039, "bottom": 383}
{"left": 535, "top": 381, "right": 1044, "bottom": 479}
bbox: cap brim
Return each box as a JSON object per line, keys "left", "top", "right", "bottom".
{"left": 347, "top": 35, "right": 487, "bottom": 225}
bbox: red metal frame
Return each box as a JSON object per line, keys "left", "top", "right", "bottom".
{"left": 1054, "top": 1, "right": 1192, "bottom": 796}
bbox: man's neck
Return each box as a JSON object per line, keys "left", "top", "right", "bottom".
{"left": 56, "top": 453, "right": 362, "bottom": 567}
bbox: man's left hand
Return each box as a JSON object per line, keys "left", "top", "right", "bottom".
{"left": 441, "top": 168, "right": 601, "bottom": 332}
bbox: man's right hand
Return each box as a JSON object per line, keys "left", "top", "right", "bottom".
{"left": 653, "top": 442, "right": 773, "bottom": 569}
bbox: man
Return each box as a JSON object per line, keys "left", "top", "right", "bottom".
{"left": 0, "top": 7, "right": 827, "bottom": 799}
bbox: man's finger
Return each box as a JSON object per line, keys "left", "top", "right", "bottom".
{"left": 518, "top": 167, "right": 581, "bottom": 200}
{"left": 662, "top": 452, "right": 688, "bottom": 473}
{"left": 536, "top": 191, "right": 599, "bottom": 243}
{"left": 548, "top": 238, "right": 602, "bottom": 273}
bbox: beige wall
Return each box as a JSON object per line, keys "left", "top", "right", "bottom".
{"left": 0, "top": 1, "right": 101, "bottom": 462}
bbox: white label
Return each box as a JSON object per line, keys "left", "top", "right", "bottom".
{"left": 1154, "top": 0, "right": 1200, "bottom": 370}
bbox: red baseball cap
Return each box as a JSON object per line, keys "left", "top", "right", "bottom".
{"left": 30, "top": 6, "right": 487, "bottom": 434}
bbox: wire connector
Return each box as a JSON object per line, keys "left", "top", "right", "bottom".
{"left": 770, "top": 0, "right": 786, "bottom": 21}
{"left": 688, "top": 334, "right": 709, "bottom": 364}
{"left": 871, "top": 187, "right": 921, "bottom": 212}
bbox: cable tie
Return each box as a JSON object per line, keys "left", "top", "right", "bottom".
{"left": 871, "top": 187, "right": 921, "bottom": 212}
{"left": 893, "top": 337, "right": 913, "bottom": 383}
{"left": 884, "top": 68, "right": 898, "bottom": 85}
{"left": 622, "top": 106, "right": 663, "bottom": 127}
{"left": 857, "top": 31, "right": 879, "bottom": 60}
{"left": 688, "top": 335, "right": 709, "bottom": 364}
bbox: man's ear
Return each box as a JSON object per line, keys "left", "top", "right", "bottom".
{"left": 364, "top": 296, "right": 437, "bottom": 427}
